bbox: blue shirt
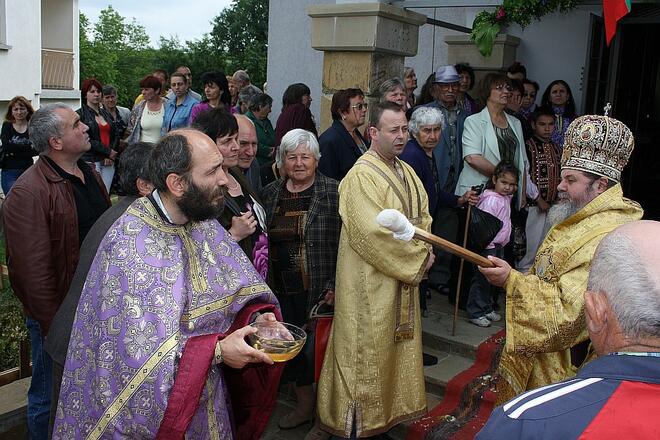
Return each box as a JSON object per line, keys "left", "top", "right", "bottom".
{"left": 161, "top": 93, "right": 199, "bottom": 136}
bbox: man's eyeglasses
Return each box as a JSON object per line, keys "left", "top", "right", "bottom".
{"left": 494, "top": 84, "right": 513, "bottom": 92}
{"left": 437, "top": 82, "right": 459, "bottom": 90}
{"left": 351, "top": 103, "right": 369, "bottom": 111}
{"left": 523, "top": 92, "right": 536, "bottom": 97}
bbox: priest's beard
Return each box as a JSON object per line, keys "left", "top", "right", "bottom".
{"left": 177, "top": 179, "right": 225, "bottom": 222}
{"left": 546, "top": 200, "right": 578, "bottom": 227}
{"left": 552, "top": 184, "right": 596, "bottom": 224}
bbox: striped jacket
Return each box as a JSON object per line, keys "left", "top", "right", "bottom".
{"left": 477, "top": 354, "right": 660, "bottom": 439}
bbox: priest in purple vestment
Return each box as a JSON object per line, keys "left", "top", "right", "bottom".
{"left": 53, "top": 129, "right": 283, "bottom": 439}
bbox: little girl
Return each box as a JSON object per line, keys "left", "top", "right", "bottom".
{"left": 467, "top": 161, "right": 518, "bottom": 327}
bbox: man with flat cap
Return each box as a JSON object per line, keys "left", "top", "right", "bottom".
{"left": 422, "top": 65, "right": 468, "bottom": 295}
{"left": 480, "top": 113, "right": 644, "bottom": 403}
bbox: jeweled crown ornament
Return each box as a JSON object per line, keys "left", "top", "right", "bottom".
{"left": 560, "top": 103, "right": 634, "bottom": 182}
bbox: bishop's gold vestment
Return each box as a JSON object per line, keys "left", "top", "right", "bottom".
{"left": 497, "top": 184, "right": 643, "bottom": 403}
{"left": 317, "top": 152, "right": 432, "bottom": 438}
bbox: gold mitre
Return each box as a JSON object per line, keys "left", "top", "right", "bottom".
{"left": 561, "top": 114, "right": 634, "bottom": 182}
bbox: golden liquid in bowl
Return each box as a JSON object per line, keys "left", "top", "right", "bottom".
{"left": 252, "top": 337, "right": 305, "bottom": 362}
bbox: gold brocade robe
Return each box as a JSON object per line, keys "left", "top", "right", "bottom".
{"left": 317, "top": 152, "right": 432, "bottom": 438}
{"left": 497, "top": 184, "right": 643, "bottom": 403}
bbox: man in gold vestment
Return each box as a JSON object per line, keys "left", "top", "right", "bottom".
{"left": 317, "top": 102, "right": 434, "bottom": 438}
{"left": 481, "top": 114, "right": 644, "bottom": 403}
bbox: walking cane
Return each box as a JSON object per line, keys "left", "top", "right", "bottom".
{"left": 452, "top": 204, "right": 472, "bottom": 336}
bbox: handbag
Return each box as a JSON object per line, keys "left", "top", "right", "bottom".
{"left": 309, "top": 299, "right": 333, "bottom": 383}
{"left": 468, "top": 206, "right": 503, "bottom": 254}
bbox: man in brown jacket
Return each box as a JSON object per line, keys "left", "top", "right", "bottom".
{"left": 2, "top": 103, "right": 109, "bottom": 439}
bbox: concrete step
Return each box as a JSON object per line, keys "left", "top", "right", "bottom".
{"left": 422, "top": 293, "right": 505, "bottom": 361}
{"left": 422, "top": 348, "right": 473, "bottom": 398}
{"left": 0, "top": 377, "right": 28, "bottom": 439}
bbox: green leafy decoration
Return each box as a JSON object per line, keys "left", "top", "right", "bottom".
{"left": 470, "top": 0, "right": 578, "bottom": 57}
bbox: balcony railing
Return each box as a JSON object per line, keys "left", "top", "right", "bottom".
{"left": 41, "top": 48, "right": 74, "bottom": 90}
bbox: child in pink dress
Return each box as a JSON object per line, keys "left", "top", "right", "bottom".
{"left": 467, "top": 161, "right": 519, "bottom": 327}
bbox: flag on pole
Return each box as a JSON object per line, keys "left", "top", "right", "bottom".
{"left": 603, "top": 0, "right": 631, "bottom": 45}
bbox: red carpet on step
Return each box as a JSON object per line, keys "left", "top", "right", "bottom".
{"left": 406, "top": 329, "right": 505, "bottom": 440}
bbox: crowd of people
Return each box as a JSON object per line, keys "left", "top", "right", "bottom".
{"left": 1, "top": 59, "right": 657, "bottom": 440}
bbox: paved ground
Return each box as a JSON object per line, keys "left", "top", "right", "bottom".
{"left": 0, "top": 291, "right": 499, "bottom": 439}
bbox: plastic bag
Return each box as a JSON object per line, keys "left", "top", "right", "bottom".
{"left": 468, "top": 207, "right": 503, "bottom": 254}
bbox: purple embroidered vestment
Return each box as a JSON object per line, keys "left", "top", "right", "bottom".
{"left": 53, "top": 197, "right": 277, "bottom": 439}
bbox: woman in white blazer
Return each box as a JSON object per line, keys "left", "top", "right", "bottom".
{"left": 455, "top": 73, "right": 527, "bottom": 208}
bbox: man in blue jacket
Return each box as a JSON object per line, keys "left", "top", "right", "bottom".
{"left": 477, "top": 220, "right": 660, "bottom": 439}
{"left": 423, "top": 66, "right": 468, "bottom": 294}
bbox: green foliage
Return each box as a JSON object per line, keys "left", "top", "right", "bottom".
{"left": 210, "top": 0, "right": 269, "bottom": 87}
{"left": 80, "top": 0, "right": 269, "bottom": 108}
{"left": 471, "top": 0, "right": 579, "bottom": 57}
{"left": 471, "top": 12, "right": 502, "bottom": 58}
{"left": 0, "top": 237, "right": 27, "bottom": 372}
{"left": 80, "top": 6, "right": 153, "bottom": 107}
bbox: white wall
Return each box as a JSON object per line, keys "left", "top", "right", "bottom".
{"left": 403, "top": 4, "right": 601, "bottom": 111}
{"left": 0, "top": 0, "right": 41, "bottom": 104}
{"left": 511, "top": 5, "right": 600, "bottom": 112}
{"left": 267, "top": 0, "right": 325, "bottom": 130}
{"left": 267, "top": 1, "right": 601, "bottom": 125}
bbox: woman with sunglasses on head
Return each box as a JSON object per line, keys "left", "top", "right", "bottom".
{"left": 455, "top": 73, "right": 528, "bottom": 207}
{"left": 317, "top": 88, "right": 369, "bottom": 181}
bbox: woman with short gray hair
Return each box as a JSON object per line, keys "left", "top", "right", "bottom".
{"left": 400, "top": 106, "right": 479, "bottom": 316}
{"left": 274, "top": 128, "right": 320, "bottom": 170}
{"left": 409, "top": 105, "right": 446, "bottom": 135}
{"left": 261, "top": 128, "right": 340, "bottom": 438}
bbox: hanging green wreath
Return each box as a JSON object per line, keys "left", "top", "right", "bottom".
{"left": 471, "top": 0, "right": 579, "bottom": 57}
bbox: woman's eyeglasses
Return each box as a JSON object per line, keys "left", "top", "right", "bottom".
{"left": 351, "top": 103, "right": 369, "bottom": 111}
{"left": 494, "top": 84, "right": 513, "bottom": 92}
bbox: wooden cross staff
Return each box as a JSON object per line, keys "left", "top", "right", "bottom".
{"left": 376, "top": 209, "right": 494, "bottom": 334}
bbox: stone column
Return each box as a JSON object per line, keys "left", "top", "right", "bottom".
{"left": 445, "top": 34, "right": 521, "bottom": 93}
{"left": 308, "top": 3, "right": 426, "bottom": 132}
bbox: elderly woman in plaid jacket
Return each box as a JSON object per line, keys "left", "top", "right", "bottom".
{"left": 261, "top": 128, "right": 341, "bottom": 439}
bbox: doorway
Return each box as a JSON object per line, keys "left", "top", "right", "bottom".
{"left": 584, "top": 5, "right": 660, "bottom": 220}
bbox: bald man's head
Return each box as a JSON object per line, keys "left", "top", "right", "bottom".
{"left": 586, "top": 221, "right": 660, "bottom": 352}
{"left": 234, "top": 115, "right": 258, "bottom": 170}
{"left": 614, "top": 221, "right": 660, "bottom": 277}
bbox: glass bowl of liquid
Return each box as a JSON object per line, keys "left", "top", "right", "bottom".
{"left": 249, "top": 321, "right": 306, "bottom": 362}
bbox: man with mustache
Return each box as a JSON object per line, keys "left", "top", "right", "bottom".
{"left": 52, "top": 129, "right": 283, "bottom": 439}
{"left": 480, "top": 114, "right": 644, "bottom": 404}
{"left": 3, "top": 103, "right": 110, "bottom": 439}
{"left": 422, "top": 65, "right": 469, "bottom": 297}
{"left": 318, "top": 102, "right": 434, "bottom": 438}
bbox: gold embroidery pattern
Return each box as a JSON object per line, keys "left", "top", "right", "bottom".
{"left": 205, "top": 379, "right": 220, "bottom": 440}
{"left": 355, "top": 157, "right": 423, "bottom": 341}
{"left": 86, "top": 333, "right": 179, "bottom": 440}
{"left": 181, "top": 283, "right": 270, "bottom": 324}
